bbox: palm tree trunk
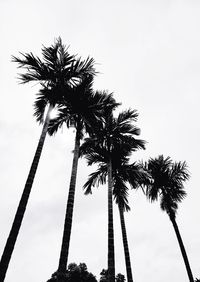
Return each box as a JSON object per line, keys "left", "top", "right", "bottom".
{"left": 118, "top": 206, "right": 133, "bottom": 282}
{"left": 170, "top": 215, "right": 194, "bottom": 282}
{"left": 57, "top": 129, "right": 80, "bottom": 276}
{"left": 0, "top": 105, "right": 52, "bottom": 282}
{"left": 107, "top": 158, "right": 115, "bottom": 282}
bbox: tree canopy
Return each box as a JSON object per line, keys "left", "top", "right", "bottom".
{"left": 47, "top": 263, "right": 97, "bottom": 282}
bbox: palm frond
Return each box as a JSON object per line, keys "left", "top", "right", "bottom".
{"left": 79, "top": 138, "right": 108, "bottom": 160}
{"left": 41, "top": 37, "right": 74, "bottom": 72}
{"left": 84, "top": 151, "right": 107, "bottom": 166}
{"left": 115, "top": 135, "right": 146, "bottom": 151}
{"left": 170, "top": 161, "right": 190, "bottom": 184}
{"left": 117, "top": 109, "right": 138, "bottom": 124}
{"left": 12, "top": 52, "right": 51, "bottom": 84}
{"left": 72, "top": 56, "right": 96, "bottom": 77}
{"left": 93, "top": 91, "right": 120, "bottom": 111}
{"left": 126, "top": 162, "right": 149, "bottom": 189}
{"left": 12, "top": 52, "right": 43, "bottom": 69}
{"left": 47, "top": 105, "right": 75, "bottom": 135}
{"left": 83, "top": 166, "right": 107, "bottom": 194}
{"left": 83, "top": 90, "right": 120, "bottom": 135}
{"left": 42, "top": 39, "right": 60, "bottom": 69}
{"left": 113, "top": 176, "right": 130, "bottom": 212}
{"left": 33, "top": 88, "right": 49, "bottom": 123}
{"left": 68, "top": 56, "right": 96, "bottom": 87}
{"left": 33, "top": 86, "right": 66, "bottom": 123}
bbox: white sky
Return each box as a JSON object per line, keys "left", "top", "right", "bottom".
{"left": 0, "top": 0, "right": 200, "bottom": 281}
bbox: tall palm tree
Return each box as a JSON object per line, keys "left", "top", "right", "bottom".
{"left": 47, "top": 77, "right": 118, "bottom": 280}
{"left": 0, "top": 38, "right": 95, "bottom": 282}
{"left": 80, "top": 109, "right": 145, "bottom": 282}
{"left": 113, "top": 161, "right": 148, "bottom": 282}
{"left": 83, "top": 157, "right": 146, "bottom": 282}
{"left": 143, "top": 155, "right": 194, "bottom": 282}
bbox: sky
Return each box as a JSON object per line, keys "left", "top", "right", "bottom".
{"left": 0, "top": 0, "right": 200, "bottom": 281}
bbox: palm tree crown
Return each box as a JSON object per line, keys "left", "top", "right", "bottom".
{"left": 144, "top": 155, "right": 189, "bottom": 218}
{"left": 12, "top": 37, "right": 96, "bottom": 123}
{"left": 12, "top": 37, "right": 95, "bottom": 87}
{"left": 80, "top": 109, "right": 145, "bottom": 164}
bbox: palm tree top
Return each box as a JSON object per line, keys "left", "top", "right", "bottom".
{"left": 12, "top": 38, "right": 97, "bottom": 124}
{"left": 47, "top": 77, "right": 119, "bottom": 140}
{"left": 82, "top": 123, "right": 147, "bottom": 212}
{"left": 12, "top": 37, "right": 96, "bottom": 87}
{"left": 80, "top": 108, "right": 145, "bottom": 159}
{"left": 144, "top": 155, "right": 190, "bottom": 218}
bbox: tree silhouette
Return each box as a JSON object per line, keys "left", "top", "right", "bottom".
{"left": 83, "top": 157, "right": 146, "bottom": 282}
{"left": 0, "top": 38, "right": 95, "bottom": 282}
{"left": 143, "top": 155, "right": 194, "bottom": 282}
{"left": 115, "top": 273, "right": 126, "bottom": 282}
{"left": 113, "top": 161, "right": 147, "bottom": 282}
{"left": 80, "top": 109, "right": 145, "bottom": 282}
{"left": 99, "top": 269, "right": 126, "bottom": 282}
{"left": 47, "top": 76, "right": 118, "bottom": 279}
{"left": 47, "top": 262, "right": 97, "bottom": 282}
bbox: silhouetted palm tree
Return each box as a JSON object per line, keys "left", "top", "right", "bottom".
{"left": 47, "top": 77, "right": 118, "bottom": 280}
{"left": 143, "top": 155, "right": 194, "bottom": 282}
{"left": 80, "top": 109, "right": 145, "bottom": 282}
{"left": 83, "top": 154, "right": 146, "bottom": 282}
{"left": 0, "top": 38, "right": 95, "bottom": 282}
{"left": 113, "top": 161, "right": 148, "bottom": 282}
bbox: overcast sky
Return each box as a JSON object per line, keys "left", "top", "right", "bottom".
{"left": 0, "top": 0, "right": 200, "bottom": 281}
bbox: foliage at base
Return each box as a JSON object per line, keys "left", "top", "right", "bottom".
{"left": 99, "top": 269, "right": 125, "bottom": 282}
{"left": 47, "top": 263, "right": 97, "bottom": 282}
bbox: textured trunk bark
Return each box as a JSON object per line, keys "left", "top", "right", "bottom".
{"left": 170, "top": 216, "right": 194, "bottom": 282}
{"left": 107, "top": 158, "right": 115, "bottom": 282}
{"left": 119, "top": 206, "right": 133, "bottom": 282}
{"left": 57, "top": 129, "right": 80, "bottom": 276}
{"left": 0, "top": 105, "right": 52, "bottom": 282}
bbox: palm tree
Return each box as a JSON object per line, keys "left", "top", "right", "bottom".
{"left": 0, "top": 38, "right": 95, "bottom": 281}
{"left": 47, "top": 77, "right": 118, "bottom": 280}
{"left": 113, "top": 161, "right": 148, "bottom": 282}
{"left": 143, "top": 155, "right": 194, "bottom": 282}
{"left": 83, "top": 153, "right": 146, "bottom": 282}
{"left": 80, "top": 109, "right": 145, "bottom": 282}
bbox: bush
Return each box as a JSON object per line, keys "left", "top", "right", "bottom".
{"left": 47, "top": 263, "right": 97, "bottom": 282}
